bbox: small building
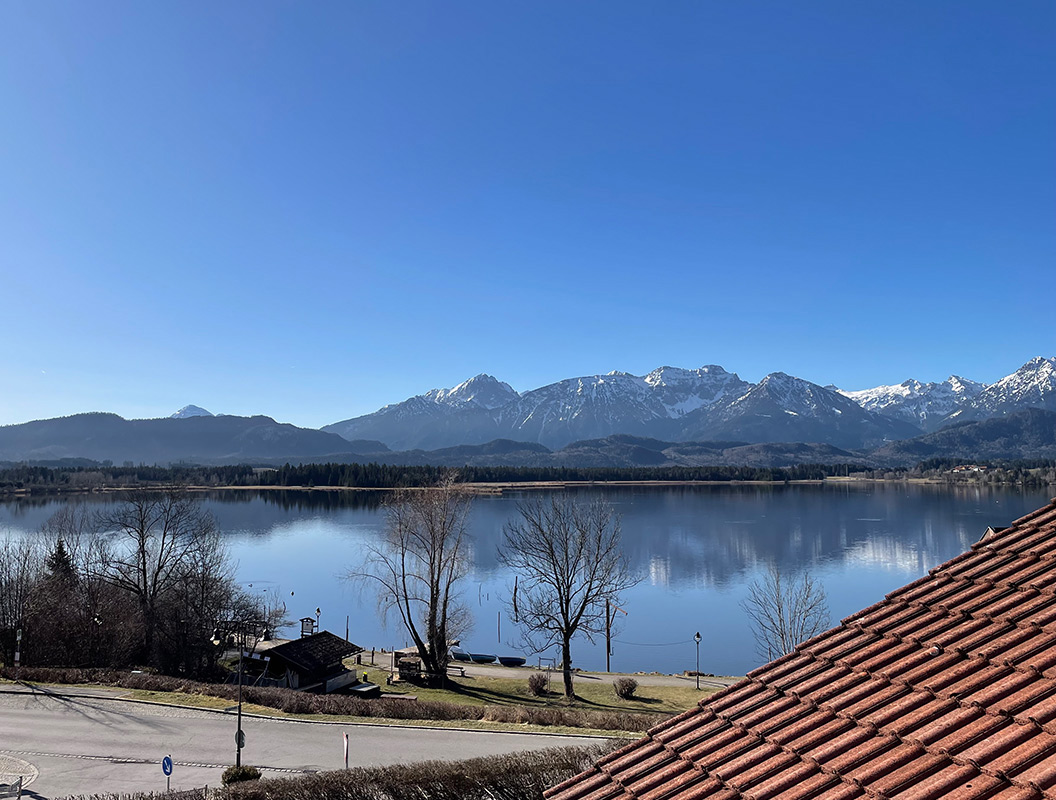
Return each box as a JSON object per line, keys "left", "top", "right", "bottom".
{"left": 548, "top": 497, "right": 1056, "bottom": 800}
{"left": 263, "top": 630, "right": 363, "bottom": 693}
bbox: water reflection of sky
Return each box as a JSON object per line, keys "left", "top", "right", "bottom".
{"left": 1, "top": 484, "right": 1050, "bottom": 677}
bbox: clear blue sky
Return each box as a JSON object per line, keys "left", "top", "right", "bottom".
{"left": 2, "top": 2, "right": 1053, "bottom": 428}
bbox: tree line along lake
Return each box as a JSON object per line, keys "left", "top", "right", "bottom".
{"left": 1, "top": 482, "right": 1051, "bottom": 677}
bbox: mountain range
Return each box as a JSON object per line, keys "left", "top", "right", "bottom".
{"left": 324, "top": 357, "right": 1056, "bottom": 451}
{"left": 1, "top": 356, "right": 1054, "bottom": 468}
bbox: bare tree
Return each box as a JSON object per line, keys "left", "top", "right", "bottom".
{"left": 742, "top": 564, "right": 830, "bottom": 663}
{"left": 499, "top": 496, "right": 638, "bottom": 699}
{"left": 95, "top": 489, "right": 225, "bottom": 668}
{"left": 0, "top": 536, "right": 42, "bottom": 666}
{"left": 350, "top": 478, "right": 472, "bottom": 686}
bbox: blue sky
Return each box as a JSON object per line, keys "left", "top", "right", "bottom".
{"left": 2, "top": 2, "right": 1053, "bottom": 428}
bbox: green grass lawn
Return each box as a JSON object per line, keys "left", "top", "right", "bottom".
{"left": 357, "top": 667, "right": 715, "bottom": 716}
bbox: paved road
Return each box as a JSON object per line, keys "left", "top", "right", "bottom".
{"left": 0, "top": 685, "right": 607, "bottom": 799}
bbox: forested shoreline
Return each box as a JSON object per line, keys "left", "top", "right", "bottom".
{"left": 1, "top": 458, "right": 1055, "bottom": 496}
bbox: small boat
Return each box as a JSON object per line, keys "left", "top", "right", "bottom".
{"left": 498, "top": 656, "right": 526, "bottom": 668}
{"left": 449, "top": 647, "right": 471, "bottom": 662}
{"left": 469, "top": 653, "right": 497, "bottom": 664}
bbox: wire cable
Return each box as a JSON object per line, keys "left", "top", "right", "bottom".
{"left": 613, "top": 638, "right": 695, "bottom": 647}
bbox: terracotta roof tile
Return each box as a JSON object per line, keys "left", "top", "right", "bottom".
{"left": 633, "top": 764, "right": 708, "bottom": 800}
{"left": 843, "top": 741, "right": 926, "bottom": 787}
{"left": 867, "top": 751, "right": 947, "bottom": 797}
{"left": 728, "top": 749, "right": 800, "bottom": 791}
{"left": 924, "top": 711, "right": 1008, "bottom": 754}
{"left": 742, "top": 759, "right": 820, "bottom": 800}
{"left": 883, "top": 696, "right": 960, "bottom": 739}
{"left": 775, "top": 714, "right": 855, "bottom": 753}
{"left": 660, "top": 775, "right": 738, "bottom": 800}
{"left": 955, "top": 719, "right": 1037, "bottom": 767}
{"left": 887, "top": 766, "right": 994, "bottom": 800}
{"left": 546, "top": 498, "right": 1056, "bottom": 800}
{"left": 864, "top": 689, "right": 935, "bottom": 729}
{"left": 1015, "top": 757, "right": 1056, "bottom": 793}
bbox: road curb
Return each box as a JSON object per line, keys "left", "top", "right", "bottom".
{"left": 0, "top": 684, "right": 620, "bottom": 740}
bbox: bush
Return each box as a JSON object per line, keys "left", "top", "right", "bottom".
{"left": 220, "top": 744, "right": 617, "bottom": 800}
{"left": 613, "top": 677, "right": 638, "bottom": 700}
{"left": 527, "top": 672, "right": 548, "bottom": 697}
{"left": 222, "top": 765, "right": 262, "bottom": 785}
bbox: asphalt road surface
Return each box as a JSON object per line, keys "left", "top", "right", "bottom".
{"left": 0, "top": 685, "right": 608, "bottom": 799}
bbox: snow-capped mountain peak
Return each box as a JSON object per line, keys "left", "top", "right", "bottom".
{"left": 323, "top": 358, "right": 1051, "bottom": 452}
{"left": 957, "top": 357, "right": 1056, "bottom": 421}
{"left": 947, "top": 375, "right": 985, "bottom": 396}
{"left": 423, "top": 374, "right": 520, "bottom": 409}
{"left": 171, "top": 405, "right": 213, "bottom": 419}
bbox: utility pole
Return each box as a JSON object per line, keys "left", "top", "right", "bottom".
{"left": 694, "top": 631, "right": 702, "bottom": 690}
{"left": 236, "top": 646, "right": 245, "bottom": 768}
{"left": 605, "top": 600, "right": 610, "bottom": 672}
{"left": 605, "top": 601, "right": 627, "bottom": 672}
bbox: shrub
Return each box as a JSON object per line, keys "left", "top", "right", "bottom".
{"left": 527, "top": 671, "right": 548, "bottom": 697}
{"left": 222, "top": 765, "right": 262, "bottom": 785}
{"left": 613, "top": 677, "right": 638, "bottom": 700}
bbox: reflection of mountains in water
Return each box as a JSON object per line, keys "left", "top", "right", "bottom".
{"left": 609, "top": 483, "right": 1050, "bottom": 589}
{"left": 2, "top": 485, "right": 1049, "bottom": 593}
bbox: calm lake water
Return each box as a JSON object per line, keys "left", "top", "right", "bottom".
{"left": 1, "top": 483, "right": 1051, "bottom": 676}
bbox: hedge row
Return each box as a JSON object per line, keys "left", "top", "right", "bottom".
{"left": 63, "top": 744, "right": 616, "bottom": 800}
{"left": 2, "top": 667, "right": 665, "bottom": 732}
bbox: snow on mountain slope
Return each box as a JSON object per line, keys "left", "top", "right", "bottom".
{"left": 501, "top": 366, "right": 752, "bottom": 448}
{"left": 644, "top": 365, "right": 749, "bottom": 416}
{"left": 324, "top": 366, "right": 752, "bottom": 450}
{"left": 171, "top": 405, "right": 214, "bottom": 419}
{"left": 840, "top": 376, "right": 983, "bottom": 431}
{"left": 423, "top": 374, "right": 519, "bottom": 409}
{"left": 690, "top": 372, "right": 922, "bottom": 449}
{"left": 324, "top": 360, "right": 1055, "bottom": 452}
{"left": 945, "top": 357, "right": 1056, "bottom": 424}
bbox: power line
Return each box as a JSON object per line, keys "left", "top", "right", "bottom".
{"left": 613, "top": 638, "right": 695, "bottom": 647}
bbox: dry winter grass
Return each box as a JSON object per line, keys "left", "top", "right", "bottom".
{"left": 1, "top": 667, "right": 670, "bottom": 732}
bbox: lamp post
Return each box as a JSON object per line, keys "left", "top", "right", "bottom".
{"left": 694, "top": 632, "right": 702, "bottom": 690}
{"left": 212, "top": 621, "right": 265, "bottom": 769}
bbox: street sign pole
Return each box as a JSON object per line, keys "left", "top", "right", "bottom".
{"left": 343, "top": 732, "right": 348, "bottom": 770}
{"left": 162, "top": 755, "right": 173, "bottom": 792}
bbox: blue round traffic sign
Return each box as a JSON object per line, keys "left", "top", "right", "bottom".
{"left": 162, "top": 756, "right": 173, "bottom": 776}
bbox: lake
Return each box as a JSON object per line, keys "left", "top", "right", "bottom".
{"left": 1, "top": 483, "right": 1050, "bottom": 676}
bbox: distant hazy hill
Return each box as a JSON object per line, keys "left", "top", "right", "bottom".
{"left": 871, "top": 408, "right": 1056, "bottom": 466}
{"left": 0, "top": 413, "right": 360, "bottom": 465}
{"left": 338, "top": 434, "right": 873, "bottom": 470}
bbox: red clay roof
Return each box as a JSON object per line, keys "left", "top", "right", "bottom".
{"left": 547, "top": 498, "right": 1056, "bottom": 800}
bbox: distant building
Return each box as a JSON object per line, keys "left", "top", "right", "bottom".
{"left": 262, "top": 630, "right": 363, "bottom": 693}
{"left": 548, "top": 497, "right": 1056, "bottom": 800}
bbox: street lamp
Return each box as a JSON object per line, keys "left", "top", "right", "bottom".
{"left": 694, "top": 632, "right": 702, "bottom": 690}
{"left": 212, "top": 622, "right": 264, "bottom": 769}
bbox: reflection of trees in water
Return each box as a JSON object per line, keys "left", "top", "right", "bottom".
{"left": 3, "top": 485, "right": 1050, "bottom": 589}
{"left": 224, "top": 489, "right": 389, "bottom": 514}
